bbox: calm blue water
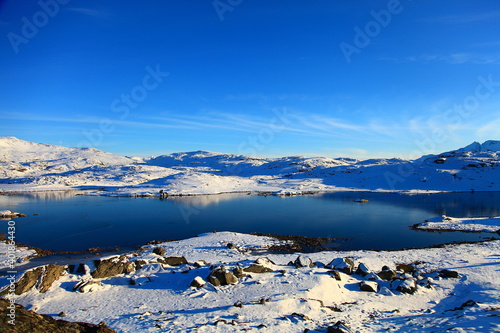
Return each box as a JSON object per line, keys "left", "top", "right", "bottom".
{"left": 0, "top": 191, "right": 498, "bottom": 251}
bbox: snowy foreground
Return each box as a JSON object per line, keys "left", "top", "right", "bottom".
{"left": 1, "top": 137, "right": 500, "bottom": 195}
{"left": 1, "top": 231, "right": 500, "bottom": 332}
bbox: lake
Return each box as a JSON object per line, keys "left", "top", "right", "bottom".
{"left": 1, "top": 191, "right": 499, "bottom": 252}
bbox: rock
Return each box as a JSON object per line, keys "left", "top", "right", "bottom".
{"left": 255, "top": 257, "right": 275, "bottom": 265}
{"left": 359, "top": 280, "right": 378, "bottom": 292}
{"left": 157, "top": 256, "right": 188, "bottom": 266}
{"left": 395, "top": 263, "right": 415, "bottom": 273}
{"left": 134, "top": 259, "right": 148, "bottom": 269}
{"left": 378, "top": 269, "right": 397, "bottom": 281}
{"left": 439, "top": 269, "right": 459, "bottom": 278}
{"left": 58, "top": 312, "right": 66, "bottom": 317}
{"left": 0, "top": 210, "right": 27, "bottom": 218}
{"left": 243, "top": 264, "right": 273, "bottom": 273}
{"left": 394, "top": 279, "right": 417, "bottom": 294}
{"left": 232, "top": 267, "right": 246, "bottom": 278}
{"left": 355, "top": 262, "right": 371, "bottom": 276}
{"left": 291, "top": 312, "right": 310, "bottom": 320}
{"left": 0, "top": 264, "right": 66, "bottom": 296}
{"left": 328, "top": 258, "right": 354, "bottom": 275}
{"left": 327, "top": 321, "right": 353, "bottom": 333}
{"left": 0, "top": 298, "right": 116, "bottom": 333}
{"left": 327, "top": 270, "right": 342, "bottom": 281}
{"left": 294, "top": 255, "right": 314, "bottom": 268}
{"left": 91, "top": 256, "right": 136, "bottom": 279}
{"left": 193, "top": 260, "right": 207, "bottom": 268}
{"left": 190, "top": 276, "right": 206, "bottom": 288}
{"left": 73, "top": 280, "right": 102, "bottom": 293}
{"left": 226, "top": 242, "right": 236, "bottom": 249}
{"left": 152, "top": 246, "right": 166, "bottom": 256}
{"left": 207, "top": 266, "right": 238, "bottom": 286}
{"left": 38, "top": 264, "right": 66, "bottom": 293}
{"left": 130, "top": 275, "right": 151, "bottom": 286}
{"left": 234, "top": 301, "right": 244, "bottom": 308}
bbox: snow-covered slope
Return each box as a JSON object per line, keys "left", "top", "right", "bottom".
{"left": 0, "top": 137, "right": 499, "bottom": 195}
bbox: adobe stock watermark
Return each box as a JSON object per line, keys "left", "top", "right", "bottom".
{"left": 7, "top": 0, "right": 70, "bottom": 54}
{"left": 78, "top": 64, "right": 169, "bottom": 148}
{"left": 4, "top": 220, "right": 18, "bottom": 326}
{"left": 384, "top": 74, "right": 500, "bottom": 189}
{"left": 339, "top": 0, "right": 405, "bottom": 64}
{"left": 213, "top": 0, "right": 243, "bottom": 21}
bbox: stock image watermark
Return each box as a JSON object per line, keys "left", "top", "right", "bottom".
{"left": 78, "top": 64, "right": 169, "bottom": 148}
{"left": 339, "top": 0, "right": 405, "bottom": 64}
{"left": 3, "top": 220, "right": 18, "bottom": 325}
{"left": 7, "top": 0, "right": 70, "bottom": 54}
{"left": 384, "top": 74, "right": 500, "bottom": 189}
{"left": 213, "top": 0, "right": 243, "bottom": 21}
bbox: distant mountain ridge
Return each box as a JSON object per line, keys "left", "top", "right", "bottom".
{"left": 0, "top": 137, "right": 499, "bottom": 194}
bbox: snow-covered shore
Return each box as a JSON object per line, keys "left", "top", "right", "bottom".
{"left": 1, "top": 231, "right": 499, "bottom": 332}
{"left": 415, "top": 215, "right": 500, "bottom": 233}
{"left": 1, "top": 137, "right": 500, "bottom": 196}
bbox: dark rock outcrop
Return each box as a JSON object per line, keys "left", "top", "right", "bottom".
{"left": 207, "top": 266, "right": 238, "bottom": 286}
{"left": 0, "top": 264, "right": 65, "bottom": 296}
{"left": 0, "top": 298, "right": 116, "bottom": 332}
{"left": 328, "top": 258, "right": 354, "bottom": 275}
{"left": 91, "top": 256, "right": 136, "bottom": 279}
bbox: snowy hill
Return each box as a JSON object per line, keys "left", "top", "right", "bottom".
{"left": 0, "top": 137, "right": 499, "bottom": 195}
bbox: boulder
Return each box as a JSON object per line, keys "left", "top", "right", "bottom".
{"left": 328, "top": 258, "right": 354, "bottom": 275}
{"left": 193, "top": 260, "right": 207, "bottom": 268}
{"left": 359, "top": 280, "right": 378, "bottom": 292}
{"left": 355, "top": 263, "right": 371, "bottom": 276}
{"left": 134, "top": 259, "right": 148, "bottom": 269}
{"left": 207, "top": 266, "right": 238, "bottom": 286}
{"left": 327, "top": 270, "right": 342, "bottom": 281}
{"left": 0, "top": 264, "right": 65, "bottom": 296}
{"left": 294, "top": 255, "right": 314, "bottom": 268}
{"left": 243, "top": 264, "right": 273, "bottom": 273}
{"left": 394, "top": 279, "right": 417, "bottom": 294}
{"left": 91, "top": 256, "right": 136, "bottom": 279}
{"left": 156, "top": 256, "right": 188, "bottom": 266}
{"left": 190, "top": 276, "right": 206, "bottom": 288}
{"left": 73, "top": 280, "right": 102, "bottom": 293}
{"left": 327, "top": 321, "right": 353, "bottom": 333}
{"left": 232, "top": 267, "right": 247, "bottom": 278}
{"left": 152, "top": 247, "right": 166, "bottom": 256}
{"left": 439, "top": 269, "right": 459, "bottom": 278}
{"left": 395, "top": 263, "right": 415, "bottom": 273}
{"left": 38, "top": 264, "right": 66, "bottom": 293}
{"left": 378, "top": 268, "right": 397, "bottom": 281}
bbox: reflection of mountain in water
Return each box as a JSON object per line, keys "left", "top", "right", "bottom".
{"left": 166, "top": 193, "right": 251, "bottom": 207}
{"left": 318, "top": 192, "right": 500, "bottom": 218}
{"left": 6, "top": 191, "right": 87, "bottom": 201}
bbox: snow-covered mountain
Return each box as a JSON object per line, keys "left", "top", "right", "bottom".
{"left": 0, "top": 137, "right": 499, "bottom": 195}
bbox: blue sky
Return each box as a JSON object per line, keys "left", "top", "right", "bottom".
{"left": 1, "top": 0, "right": 500, "bottom": 159}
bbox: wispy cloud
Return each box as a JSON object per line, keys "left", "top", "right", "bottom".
{"left": 64, "top": 7, "right": 109, "bottom": 18}
{"left": 383, "top": 53, "right": 500, "bottom": 65}
{"left": 418, "top": 12, "right": 500, "bottom": 24}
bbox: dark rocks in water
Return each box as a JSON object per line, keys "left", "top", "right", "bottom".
{"left": 328, "top": 258, "right": 355, "bottom": 275}
{"left": 0, "top": 264, "right": 65, "bottom": 296}
{"left": 327, "top": 321, "right": 353, "bottom": 333}
{"left": 439, "top": 269, "right": 459, "bottom": 278}
{"left": 359, "top": 280, "right": 378, "bottom": 292}
{"left": 294, "top": 255, "right": 314, "bottom": 268}
{"left": 152, "top": 247, "right": 166, "bottom": 256}
{"left": 0, "top": 298, "right": 116, "bottom": 333}
{"left": 91, "top": 256, "right": 136, "bottom": 279}
{"left": 0, "top": 210, "right": 28, "bottom": 218}
{"left": 207, "top": 266, "right": 238, "bottom": 286}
